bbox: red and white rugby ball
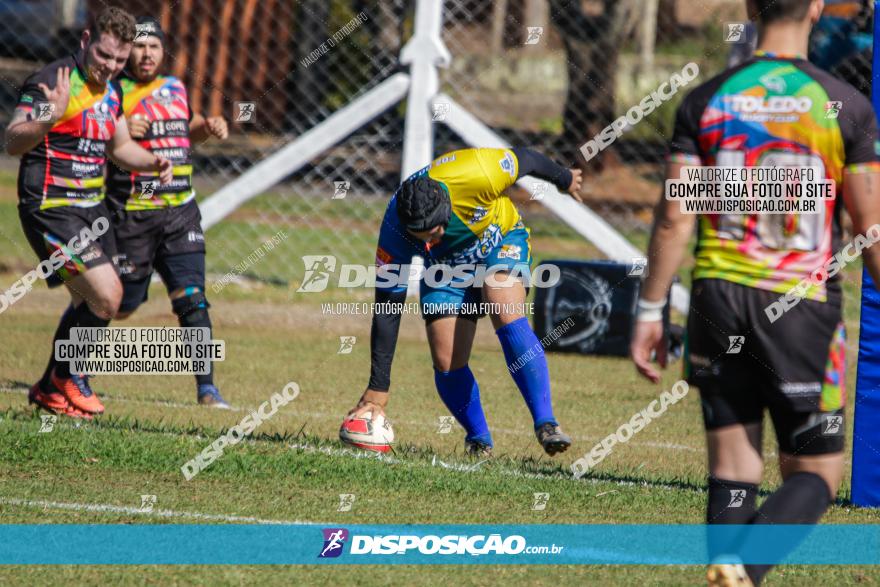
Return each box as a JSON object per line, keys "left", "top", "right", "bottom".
{"left": 339, "top": 411, "right": 395, "bottom": 453}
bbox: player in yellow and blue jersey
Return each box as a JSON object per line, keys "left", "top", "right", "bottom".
{"left": 342, "top": 147, "right": 582, "bottom": 456}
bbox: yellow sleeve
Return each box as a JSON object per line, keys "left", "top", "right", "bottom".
{"left": 428, "top": 148, "right": 519, "bottom": 204}
{"left": 474, "top": 148, "right": 519, "bottom": 197}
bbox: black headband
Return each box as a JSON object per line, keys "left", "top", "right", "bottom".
{"left": 134, "top": 17, "right": 166, "bottom": 45}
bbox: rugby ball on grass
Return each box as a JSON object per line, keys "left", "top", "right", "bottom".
{"left": 339, "top": 411, "right": 394, "bottom": 453}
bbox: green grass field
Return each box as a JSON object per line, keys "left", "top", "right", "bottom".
{"left": 1, "top": 167, "right": 879, "bottom": 586}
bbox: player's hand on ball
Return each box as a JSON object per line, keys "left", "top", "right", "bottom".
{"left": 630, "top": 319, "right": 666, "bottom": 384}
{"left": 128, "top": 114, "right": 150, "bottom": 139}
{"left": 340, "top": 389, "right": 394, "bottom": 452}
{"left": 567, "top": 168, "right": 583, "bottom": 202}
{"left": 348, "top": 401, "right": 384, "bottom": 420}
{"left": 346, "top": 388, "right": 388, "bottom": 420}
{"left": 206, "top": 116, "right": 228, "bottom": 140}
{"left": 155, "top": 156, "right": 174, "bottom": 185}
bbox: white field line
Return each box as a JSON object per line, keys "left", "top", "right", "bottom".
{"left": 0, "top": 497, "right": 318, "bottom": 525}
{"left": 0, "top": 386, "right": 703, "bottom": 454}
{"left": 285, "top": 441, "right": 698, "bottom": 493}
{"left": 0, "top": 412, "right": 704, "bottom": 495}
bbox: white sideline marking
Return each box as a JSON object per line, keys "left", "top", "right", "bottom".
{"left": 0, "top": 386, "right": 703, "bottom": 454}
{"left": 287, "top": 441, "right": 692, "bottom": 492}
{"left": 0, "top": 497, "right": 316, "bottom": 525}
{"left": 0, "top": 398, "right": 704, "bottom": 493}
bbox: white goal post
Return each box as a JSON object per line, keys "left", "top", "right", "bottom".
{"left": 197, "top": 0, "right": 689, "bottom": 313}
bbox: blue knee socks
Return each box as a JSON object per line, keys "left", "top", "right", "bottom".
{"left": 496, "top": 317, "right": 557, "bottom": 428}
{"left": 434, "top": 365, "right": 492, "bottom": 445}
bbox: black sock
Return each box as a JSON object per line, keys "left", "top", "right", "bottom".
{"left": 41, "top": 304, "right": 76, "bottom": 390}
{"left": 172, "top": 292, "right": 214, "bottom": 387}
{"left": 706, "top": 477, "right": 759, "bottom": 562}
{"left": 55, "top": 303, "right": 110, "bottom": 378}
{"left": 746, "top": 472, "right": 832, "bottom": 585}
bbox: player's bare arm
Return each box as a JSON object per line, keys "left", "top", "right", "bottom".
{"left": 567, "top": 168, "right": 583, "bottom": 200}
{"left": 843, "top": 169, "right": 880, "bottom": 285}
{"left": 190, "top": 113, "right": 229, "bottom": 142}
{"left": 5, "top": 67, "right": 71, "bottom": 156}
{"left": 630, "top": 160, "right": 695, "bottom": 384}
{"left": 109, "top": 116, "right": 173, "bottom": 184}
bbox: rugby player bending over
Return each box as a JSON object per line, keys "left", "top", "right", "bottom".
{"left": 342, "top": 147, "right": 582, "bottom": 456}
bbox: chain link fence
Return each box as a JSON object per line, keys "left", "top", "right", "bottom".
{"left": 0, "top": 0, "right": 873, "bottom": 291}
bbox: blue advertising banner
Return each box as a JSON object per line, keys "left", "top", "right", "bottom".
{"left": 1, "top": 524, "right": 878, "bottom": 565}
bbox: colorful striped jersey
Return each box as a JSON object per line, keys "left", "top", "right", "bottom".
{"left": 670, "top": 53, "right": 880, "bottom": 301}
{"left": 16, "top": 52, "right": 122, "bottom": 210}
{"left": 106, "top": 74, "right": 195, "bottom": 211}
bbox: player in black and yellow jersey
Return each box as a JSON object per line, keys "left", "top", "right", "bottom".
{"left": 106, "top": 17, "right": 230, "bottom": 408}
{"left": 6, "top": 8, "right": 173, "bottom": 418}
{"left": 631, "top": 0, "right": 880, "bottom": 584}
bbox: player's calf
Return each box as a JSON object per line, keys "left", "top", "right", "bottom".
{"left": 171, "top": 287, "right": 228, "bottom": 408}
{"left": 66, "top": 264, "right": 122, "bottom": 320}
{"left": 495, "top": 316, "right": 569, "bottom": 454}
{"left": 434, "top": 365, "right": 493, "bottom": 449}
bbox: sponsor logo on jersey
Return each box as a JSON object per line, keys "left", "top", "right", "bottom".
{"left": 727, "top": 95, "right": 812, "bottom": 123}
{"left": 449, "top": 224, "right": 503, "bottom": 265}
{"left": 780, "top": 382, "right": 821, "bottom": 395}
{"left": 151, "top": 86, "right": 175, "bottom": 106}
{"left": 824, "top": 101, "right": 842, "bottom": 119}
{"left": 79, "top": 247, "right": 102, "bottom": 263}
{"left": 469, "top": 206, "right": 488, "bottom": 225}
{"left": 728, "top": 95, "right": 812, "bottom": 113}
{"left": 76, "top": 138, "right": 106, "bottom": 155}
{"left": 151, "top": 119, "right": 188, "bottom": 136}
{"left": 758, "top": 74, "right": 786, "bottom": 93}
{"left": 87, "top": 101, "right": 112, "bottom": 121}
{"left": 431, "top": 153, "right": 456, "bottom": 167}
{"left": 153, "top": 147, "right": 188, "bottom": 160}
{"left": 71, "top": 162, "right": 101, "bottom": 176}
{"left": 497, "top": 244, "right": 521, "bottom": 260}
{"left": 114, "top": 253, "right": 135, "bottom": 275}
{"left": 499, "top": 152, "right": 516, "bottom": 178}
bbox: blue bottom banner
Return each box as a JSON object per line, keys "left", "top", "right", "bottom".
{"left": 1, "top": 524, "right": 879, "bottom": 564}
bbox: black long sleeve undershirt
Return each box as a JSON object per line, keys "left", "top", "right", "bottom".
{"left": 367, "top": 287, "right": 407, "bottom": 391}
{"left": 511, "top": 147, "right": 572, "bottom": 192}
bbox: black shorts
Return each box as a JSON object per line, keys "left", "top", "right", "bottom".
{"left": 111, "top": 200, "right": 206, "bottom": 311}
{"left": 18, "top": 202, "right": 119, "bottom": 288}
{"left": 685, "top": 279, "right": 846, "bottom": 456}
